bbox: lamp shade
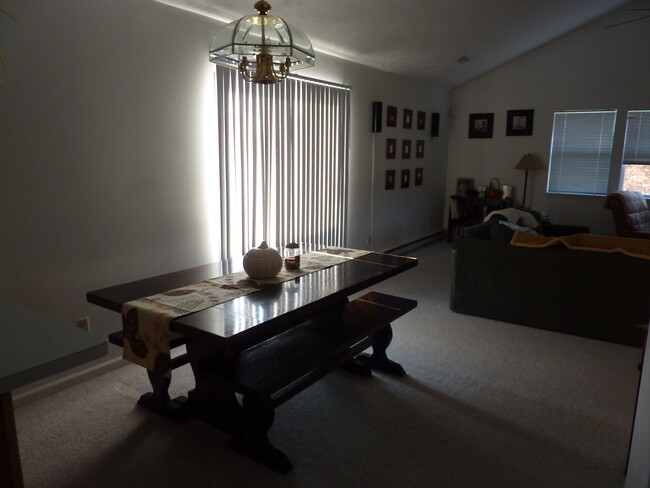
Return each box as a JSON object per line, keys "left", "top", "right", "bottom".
{"left": 515, "top": 153, "right": 545, "bottom": 171}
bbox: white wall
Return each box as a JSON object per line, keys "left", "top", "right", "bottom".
{"left": 446, "top": 1, "right": 650, "bottom": 235}
{"left": 304, "top": 53, "right": 449, "bottom": 251}
{"left": 0, "top": 0, "right": 447, "bottom": 390}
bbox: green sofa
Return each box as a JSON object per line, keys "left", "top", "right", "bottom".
{"left": 450, "top": 219, "right": 649, "bottom": 347}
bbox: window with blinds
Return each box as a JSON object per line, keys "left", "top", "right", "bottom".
{"left": 213, "top": 67, "right": 350, "bottom": 260}
{"left": 620, "top": 110, "right": 650, "bottom": 195}
{"left": 547, "top": 110, "right": 616, "bottom": 196}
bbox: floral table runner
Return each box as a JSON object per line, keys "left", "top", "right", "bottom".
{"left": 121, "top": 247, "right": 371, "bottom": 377}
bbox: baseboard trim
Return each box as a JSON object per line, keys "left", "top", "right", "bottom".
{"left": 382, "top": 231, "right": 444, "bottom": 254}
{"left": 12, "top": 355, "right": 126, "bottom": 408}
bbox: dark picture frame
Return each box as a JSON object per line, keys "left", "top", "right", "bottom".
{"left": 402, "top": 139, "right": 411, "bottom": 159}
{"left": 506, "top": 109, "right": 534, "bottom": 136}
{"left": 456, "top": 178, "right": 474, "bottom": 195}
{"left": 415, "top": 168, "right": 423, "bottom": 186}
{"left": 416, "top": 140, "right": 425, "bottom": 158}
{"left": 386, "top": 138, "right": 396, "bottom": 159}
{"left": 417, "top": 111, "right": 426, "bottom": 130}
{"left": 387, "top": 105, "right": 397, "bottom": 127}
{"left": 385, "top": 170, "right": 396, "bottom": 190}
{"left": 401, "top": 169, "right": 411, "bottom": 189}
{"left": 468, "top": 113, "right": 494, "bottom": 138}
{"left": 403, "top": 109, "right": 413, "bottom": 129}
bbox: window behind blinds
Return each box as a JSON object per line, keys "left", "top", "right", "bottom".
{"left": 620, "top": 110, "right": 650, "bottom": 195}
{"left": 214, "top": 67, "right": 350, "bottom": 260}
{"left": 547, "top": 110, "right": 616, "bottom": 196}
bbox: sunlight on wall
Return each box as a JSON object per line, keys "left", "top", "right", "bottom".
{"left": 199, "top": 66, "right": 219, "bottom": 262}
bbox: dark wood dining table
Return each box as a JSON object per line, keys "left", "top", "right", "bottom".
{"left": 87, "top": 248, "right": 417, "bottom": 472}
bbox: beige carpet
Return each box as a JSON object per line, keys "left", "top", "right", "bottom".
{"left": 15, "top": 241, "right": 641, "bottom": 487}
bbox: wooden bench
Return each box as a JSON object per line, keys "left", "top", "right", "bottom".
{"left": 199, "top": 291, "right": 417, "bottom": 473}
{"left": 108, "top": 329, "right": 189, "bottom": 420}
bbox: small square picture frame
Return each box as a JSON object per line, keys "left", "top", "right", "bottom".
{"left": 506, "top": 109, "right": 534, "bottom": 136}
{"left": 387, "top": 106, "right": 397, "bottom": 127}
{"left": 386, "top": 138, "right": 396, "bottom": 159}
{"left": 415, "top": 168, "right": 423, "bottom": 186}
{"left": 417, "top": 111, "right": 426, "bottom": 130}
{"left": 403, "top": 109, "right": 413, "bottom": 129}
{"left": 402, "top": 139, "right": 412, "bottom": 159}
{"left": 468, "top": 113, "right": 494, "bottom": 139}
{"left": 456, "top": 178, "right": 474, "bottom": 195}
{"left": 401, "top": 169, "right": 411, "bottom": 189}
{"left": 416, "top": 140, "right": 425, "bottom": 158}
{"left": 385, "top": 170, "right": 396, "bottom": 190}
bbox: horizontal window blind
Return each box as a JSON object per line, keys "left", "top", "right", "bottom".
{"left": 547, "top": 110, "right": 616, "bottom": 196}
{"left": 622, "top": 110, "right": 650, "bottom": 165}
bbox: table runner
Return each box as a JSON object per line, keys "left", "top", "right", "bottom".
{"left": 121, "top": 247, "right": 371, "bottom": 377}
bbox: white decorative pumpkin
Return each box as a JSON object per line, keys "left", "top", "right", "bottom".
{"left": 243, "top": 241, "right": 283, "bottom": 279}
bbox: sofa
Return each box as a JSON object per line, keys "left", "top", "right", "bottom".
{"left": 450, "top": 217, "right": 650, "bottom": 347}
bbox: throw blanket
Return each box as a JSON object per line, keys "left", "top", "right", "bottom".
{"left": 484, "top": 208, "right": 539, "bottom": 229}
{"left": 511, "top": 231, "right": 650, "bottom": 260}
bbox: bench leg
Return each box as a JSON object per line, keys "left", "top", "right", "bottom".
{"left": 228, "top": 394, "right": 293, "bottom": 474}
{"left": 135, "top": 370, "right": 188, "bottom": 422}
{"left": 355, "top": 324, "right": 406, "bottom": 376}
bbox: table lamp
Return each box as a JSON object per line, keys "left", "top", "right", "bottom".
{"left": 514, "top": 153, "right": 545, "bottom": 208}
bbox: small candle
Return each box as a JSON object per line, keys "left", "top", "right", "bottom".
{"left": 284, "top": 255, "right": 300, "bottom": 270}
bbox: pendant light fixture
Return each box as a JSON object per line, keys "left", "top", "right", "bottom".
{"left": 209, "top": 1, "right": 315, "bottom": 84}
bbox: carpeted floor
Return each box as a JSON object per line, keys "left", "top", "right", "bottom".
{"left": 15, "top": 241, "right": 641, "bottom": 487}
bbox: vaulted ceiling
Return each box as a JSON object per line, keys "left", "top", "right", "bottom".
{"left": 158, "top": 0, "right": 638, "bottom": 87}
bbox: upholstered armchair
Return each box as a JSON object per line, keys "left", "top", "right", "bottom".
{"left": 605, "top": 191, "right": 650, "bottom": 238}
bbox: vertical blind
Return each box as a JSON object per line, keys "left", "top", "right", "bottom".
{"left": 214, "top": 67, "right": 350, "bottom": 260}
{"left": 547, "top": 110, "right": 616, "bottom": 196}
{"left": 622, "top": 110, "right": 650, "bottom": 165}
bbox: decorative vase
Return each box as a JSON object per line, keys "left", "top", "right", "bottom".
{"left": 243, "top": 241, "right": 283, "bottom": 279}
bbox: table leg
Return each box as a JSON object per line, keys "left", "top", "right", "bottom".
{"left": 183, "top": 341, "right": 242, "bottom": 433}
{"left": 135, "top": 370, "right": 188, "bottom": 422}
{"left": 354, "top": 324, "right": 406, "bottom": 376}
{"left": 1, "top": 391, "right": 24, "bottom": 488}
{"left": 228, "top": 393, "right": 293, "bottom": 474}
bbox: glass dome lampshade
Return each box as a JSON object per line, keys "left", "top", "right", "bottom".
{"left": 209, "top": 1, "right": 315, "bottom": 84}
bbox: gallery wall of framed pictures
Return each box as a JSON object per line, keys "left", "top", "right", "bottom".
{"left": 373, "top": 101, "right": 438, "bottom": 192}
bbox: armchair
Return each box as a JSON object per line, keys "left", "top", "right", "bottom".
{"left": 605, "top": 191, "right": 650, "bottom": 238}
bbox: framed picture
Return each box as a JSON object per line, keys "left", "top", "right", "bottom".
{"left": 477, "top": 185, "right": 487, "bottom": 198}
{"left": 416, "top": 140, "right": 425, "bottom": 158}
{"left": 401, "top": 169, "right": 411, "bottom": 189}
{"left": 456, "top": 178, "right": 474, "bottom": 195}
{"left": 417, "top": 111, "right": 426, "bottom": 130}
{"left": 402, "top": 139, "right": 411, "bottom": 159}
{"left": 506, "top": 109, "right": 534, "bottom": 136}
{"left": 386, "top": 138, "right": 396, "bottom": 159}
{"left": 387, "top": 106, "right": 397, "bottom": 127}
{"left": 415, "top": 168, "right": 423, "bottom": 186}
{"left": 431, "top": 112, "right": 440, "bottom": 137}
{"left": 385, "top": 170, "right": 396, "bottom": 190}
{"left": 403, "top": 109, "right": 413, "bottom": 129}
{"left": 468, "top": 113, "right": 494, "bottom": 138}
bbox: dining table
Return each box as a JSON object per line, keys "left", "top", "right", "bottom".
{"left": 87, "top": 246, "right": 418, "bottom": 472}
